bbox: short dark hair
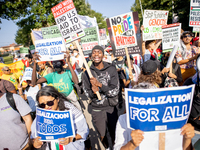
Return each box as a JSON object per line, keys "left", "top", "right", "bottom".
{"left": 25, "top": 54, "right": 33, "bottom": 59}
{"left": 145, "top": 40, "right": 156, "bottom": 49}
{"left": 181, "top": 31, "right": 194, "bottom": 39}
{"left": 36, "top": 86, "right": 69, "bottom": 111}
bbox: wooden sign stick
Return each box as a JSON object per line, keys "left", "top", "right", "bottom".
{"left": 74, "top": 40, "right": 101, "bottom": 100}
{"left": 195, "top": 32, "right": 197, "bottom": 38}
{"left": 125, "top": 47, "right": 133, "bottom": 81}
{"left": 159, "top": 132, "right": 165, "bottom": 150}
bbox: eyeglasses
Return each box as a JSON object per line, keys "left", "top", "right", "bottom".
{"left": 38, "top": 98, "right": 56, "bottom": 108}
{"left": 183, "top": 35, "right": 191, "bottom": 38}
{"left": 4, "top": 69, "right": 10, "bottom": 71}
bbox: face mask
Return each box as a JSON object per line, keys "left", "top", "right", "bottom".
{"left": 74, "top": 52, "right": 78, "bottom": 56}
{"left": 54, "top": 66, "right": 63, "bottom": 73}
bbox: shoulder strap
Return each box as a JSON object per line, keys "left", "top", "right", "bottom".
{"left": 6, "top": 92, "right": 18, "bottom": 113}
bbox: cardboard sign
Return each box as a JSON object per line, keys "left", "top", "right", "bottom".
{"left": 125, "top": 85, "right": 195, "bottom": 131}
{"left": 35, "top": 37, "right": 66, "bottom": 61}
{"left": 36, "top": 107, "right": 75, "bottom": 141}
{"left": 193, "top": 26, "right": 200, "bottom": 33}
{"left": 81, "top": 26, "right": 99, "bottom": 56}
{"left": 162, "top": 23, "right": 181, "bottom": 53}
{"left": 41, "top": 25, "right": 62, "bottom": 39}
{"left": 143, "top": 10, "right": 169, "bottom": 41}
{"left": 189, "top": 0, "right": 200, "bottom": 26}
{"left": 107, "top": 12, "right": 142, "bottom": 57}
{"left": 51, "top": 0, "right": 85, "bottom": 44}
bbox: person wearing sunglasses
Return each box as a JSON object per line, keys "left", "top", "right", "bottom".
{"left": 31, "top": 86, "right": 89, "bottom": 150}
{"left": 175, "top": 31, "right": 200, "bottom": 85}
{"left": 1, "top": 66, "right": 20, "bottom": 90}
{"left": 31, "top": 51, "right": 81, "bottom": 110}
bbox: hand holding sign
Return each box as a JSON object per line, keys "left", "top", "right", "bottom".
{"left": 130, "top": 130, "right": 144, "bottom": 147}
{"left": 59, "top": 137, "right": 73, "bottom": 145}
{"left": 33, "top": 137, "right": 43, "bottom": 149}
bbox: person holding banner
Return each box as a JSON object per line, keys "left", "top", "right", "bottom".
{"left": 37, "top": 61, "right": 53, "bottom": 77}
{"left": 1, "top": 66, "right": 20, "bottom": 90}
{"left": 31, "top": 52, "right": 81, "bottom": 110}
{"left": 123, "top": 55, "right": 141, "bottom": 88}
{"left": 141, "top": 26, "right": 162, "bottom": 62}
{"left": 175, "top": 31, "right": 200, "bottom": 84}
{"left": 82, "top": 45, "right": 119, "bottom": 149}
{"left": 31, "top": 86, "right": 89, "bottom": 149}
{"left": 114, "top": 84, "right": 195, "bottom": 150}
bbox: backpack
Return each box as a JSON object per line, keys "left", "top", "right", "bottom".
{"left": 6, "top": 92, "right": 36, "bottom": 120}
{"left": 6, "top": 92, "right": 25, "bottom": 122}
{"left": 164, "top": 77, "right": 179, "bottom": 88}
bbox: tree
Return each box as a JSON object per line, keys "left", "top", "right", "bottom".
{"left": 131, "top": 0, "right": 191, "bottom": 31}
{"left": 13, "top": 0, "right": 107, "bottom": 46}
{"left": 0, "top": 0, "right": 30, "bottom": 28}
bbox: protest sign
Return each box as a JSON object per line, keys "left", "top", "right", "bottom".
{"left": 22, "top": 67, "right": 32, "bottom": 80}
{"left": 36, "top": 107, "right": 75, "bottom": 141}
{"left": 193, "top": 26, "right": 200, "bottom": 33}
{"left": 0, "top": 60, "right": 24, "bottom": 77}
{"left": 20, "top": 47, "right": 29, "bottom": 58}
{"left": 189, "top": 0, "right": 200, "bottom": 26}
{"left": 99, "top": 28, "right": 107, "bottom": 40}
{"left": 162, "top": 23, "right": 181, "bottom": 53}
{"left": 51, "top": 0, "right": 85, "bottom": 44}
{"left": 29, "top": 45, "right": 35, "bottom": 54}
{"left": 125, "top": 85, "right": 195, "bottom": 131}
{"left": 143, "top": 10, "right": 169, "bottom": 41}
{"left": 41, "top": 25, "right": 62, "bottom": 39}
{"left": 35, "top": 37, "right": 66, "bottom": 61}
{"left": 81, "top": 26, "right": 99, "bottom": 56}
{"left": 106, "top": 12, "right": 142, "bottom": 57}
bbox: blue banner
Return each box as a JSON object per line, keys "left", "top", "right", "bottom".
{"left": 125, "top": 85, "right": 195, "bottom": 131}
{"left": 36, "top": 107, "right": 75, "bottom": 141}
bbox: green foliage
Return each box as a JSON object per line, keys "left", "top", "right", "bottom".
{"left": 131, "top": 0, "right": 192, "bottom": 31}
{"left": 1, "top": 0, "right": 107, "bottom": 46}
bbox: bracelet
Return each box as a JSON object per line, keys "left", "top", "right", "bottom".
{"left": 19, "top": 94, "right": 23, "bottom": 96}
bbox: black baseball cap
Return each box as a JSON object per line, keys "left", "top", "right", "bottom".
{"left": 142, "top": 60, "right": 158, "bottom": 75}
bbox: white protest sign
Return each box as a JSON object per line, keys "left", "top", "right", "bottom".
{"left": 166, "top": 45, "right": 179, "bottom": 68}
{"left": 19, "top": 67, "right": 33, "bottom": 85}
{"left": 189, "top": 0, "right": 200, "bottom": 26}
{"left": 162, "top": 23, "right": 181, "bottom": 53}
{"left": 193, "top": 26, "right": 200, "bottom": 33}
{"left": 143, "top": 10, "right": 169, "bottom": 41}
{"left": 51, "top": 0, "right": 85, "bottom": 44}
{"left": 35, "top": 37, "right": 66, "bottom": 61}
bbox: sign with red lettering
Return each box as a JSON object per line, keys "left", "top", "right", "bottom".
{"left": 106, "top": 12, "right": 142, "bottom": 57}
{"left": 143, "top": 10, "right": 168, "bottom": 41}
{"left": 81, "top": 26, "right": 99, "bottom": 56}
{"left": 189, "top": 0, "right": 200, "bottom": 26}
{"left": 51, "top": 0, "right": 85, "bottom": 44}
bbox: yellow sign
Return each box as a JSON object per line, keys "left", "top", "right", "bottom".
{"left": 0, "top": 60, "right": 25, "bottom": 77}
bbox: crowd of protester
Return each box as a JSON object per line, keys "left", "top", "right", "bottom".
{"left": 0, "top": 29, "right": 200, "bottom": 150}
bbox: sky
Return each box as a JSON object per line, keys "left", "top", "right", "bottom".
{"left": 0, "top": 0, "right": 135, "bottom": 47}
